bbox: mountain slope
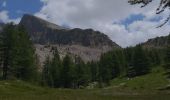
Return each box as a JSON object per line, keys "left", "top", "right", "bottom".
{"left": 19, "top": 14, "right": 120, "bottom": 65}
{"left": 142, "top": 34, "right": 170, "bottom": 48}
{"left": 19, "top": 14, "right": 119, "bottom": 48}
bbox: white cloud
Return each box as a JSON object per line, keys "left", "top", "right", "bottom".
{"left": 0, "top": 10, "right": 20, "bottom": 24}
{"left": 0, "top": 10, "right": 9, "bottom": 23}
{"left": 126, "top": 21, "right": 170, "bottom": 46}
{"left": 11, "top": 17, "right": 21, "bottom": 24}
{"left": 34, "top": 0, "right": 170, "bottom": 47}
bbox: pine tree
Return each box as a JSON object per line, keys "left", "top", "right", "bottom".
{"left": 125, "top": 47, "right": 136, "bottom": 77}
{"left": 98, "top": 53, "right": 113, "bottom": 86}
{"left": 132, "top": 45, "right": 150, "bottom": 76}
{"left": 0, "top": 27, "right": 4, "bottom": 78}
{"left": 127, "top": 63, "right": 136, "bottom": 78}
{"left": 13, "top": 26, "right": 37, "bottom": 81}
{"left": 74, "top": 56, "right": 89, "bottom": 88}
{"left": 49, "top": 48, "right": 61, "bottom": 87}
{"left": 42, "top": 56, "right": 51, "bottom": 86}
{"left": 1, "top": 23, "right": 16, "bottom": 79}
{"left": 113, "top": 50, "right": 126, "bottom": 77}
{"left": 0, "top": 24, "right": 37, "bottom": 81}
{"left": 164, "top": 35, "right": 170, "bottom": 78}
{"left": 89, "top": 61, "right": 98, "bottom": 82}
{"left": 60, "top": 54, "right": 74, "bottom": 88}
{"left": 164, "top": 46, "right": 170, "bottom": 78}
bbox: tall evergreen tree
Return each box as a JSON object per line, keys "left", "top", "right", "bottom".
{"left": 98, "top": 53, "right": 113, "bottom": 86}
{"left": 1, "top": 23, "right": 14, "bottom": 79}
{"left": 124, "top": 47, "right": 136, "bottom": 77}
{"left": 49, "top": 48, "right": 61, "bottom": 87}
{"left": 164, "top": 34, "right": 170, "bottom": 78}
{"left": 114, "top": 50, "right": 127, "bottom": 77}
{"left": 74, "top": 56, "right": 89, "bottom": 88}
{"left": 146, "top": 49, "right": 162, "bottom": 67}
{"left": 42, "top": 56, "right": 51, "bottom": 86}
{"left": 164, "top": 46, "right": 170, "bottom": 78}
{"left": 89, "top": 61, "right": 99, "bottom": 82}
{"left": 12, "top": 26, "right": 37, "bottom": 81}
{"left": 42, "top": 48, "right": 62, "bottom": 87}
{"left": 60, "top": 54, "right": 74, "bottom": 88}
{"left": 0, "top": 24, "right": 37, "bottom": 81}
{"left": 132, "top": 45, "right": 150, "bottom": 76}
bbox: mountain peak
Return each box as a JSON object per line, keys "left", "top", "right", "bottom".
{"left": 19, "top": 14, "right": 120, "bottom": 48}
{"left": 20, "top": 14, "right": 68, "bottom": 30}
{"left": 18, "top": 14, "right": 121, "bottom": 64}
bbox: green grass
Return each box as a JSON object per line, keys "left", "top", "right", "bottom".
{"left": 0, "top": 67, "right": 170, "bottom": 100}
{"left": 111, "top": 67, "right": 170, "bottom": 90}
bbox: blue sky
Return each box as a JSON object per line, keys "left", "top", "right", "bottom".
{"left": 0, "top": 0, "right": 170, "bottom": 47}
{"left": 0, "top": 0, "right": 43, "bottom": 19}
{"left": 120, "top": 14, "right": 145, "bottom": 27}
{"left": 0, "top": 0, "right": 145, "bottom": 27}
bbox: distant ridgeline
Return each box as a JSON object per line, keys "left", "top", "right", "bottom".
{"left": 142, "top": 34, "right": 170, "bottom": 48}
{"left": 19, "top": 14, "right": 119, "bottom": 48}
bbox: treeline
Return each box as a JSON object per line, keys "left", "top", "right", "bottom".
{"left": 0, "top": 23, "right": 38, "bottom": 81}
{"left": 41, "top": 43, "right": 170, "bottom": 88}
{"left": 0, "top": 24, "right": 170, "bottom": 88}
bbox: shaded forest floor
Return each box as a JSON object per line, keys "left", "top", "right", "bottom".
{"left": 0, "top": 67, "right": 170, "bottom": 100}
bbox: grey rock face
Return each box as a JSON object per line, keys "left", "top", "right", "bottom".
{"left": 19, "top": 14, "right": 121, "bottom": 66}
{"left": 19, "top": 14, "right": 119, "bottom": 48}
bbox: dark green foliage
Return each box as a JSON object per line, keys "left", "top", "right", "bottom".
{"left": 164, "top": 35, "right": 170, "bottom": 64}
{"left": 124, "top": 47, "right": 135, "bottom": 77}
{"left": 98, "top": 54, "right": 113, "bottom": 85}
{"left": 42, "top": 56, "right": 51, "bottom": 86}
{"left": 132, "top": 45, "right": 150, "bottom": 76}
{"left": 0, "top": 23, "right": 37, "bottom": 81}
{"left": 60, "top": 55, "right": 74, "bottom": 88}
{"left": 42, "top": 49, "right": 62, "bottom": 88}
{"left": 114, "top": 50, "right": 127, "bottom": 77}
{"left": 125, "top": 46, "right": 154, "bottom": 77}
{"left": 12, "top": 26, "right": 37, "bottom": 81}
{"left": 88, "top": 61, "right": 99, "bottom": 82}
{"left": 74, "top": 56, "right": 90, "bottom": 88}
{"left": 164, "top": 46, "right": 170, "bottom": 78}
{"left": 98, "top": 51, "right": 123, "bottom": 85}
{"left": 1, "top": 23, "right": 14, "bottom": 79}
{"left": 127, "top": 64, "right": 136, "bottom": 78}
{"left": 146, "top": 49, "right": 163, "bottom": 66}
{"left": 50, "top": 49, "right": 62, "bottom": 87}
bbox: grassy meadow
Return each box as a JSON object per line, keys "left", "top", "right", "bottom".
{"left": 0, "top": 67, "right": 170, "bottom": 100}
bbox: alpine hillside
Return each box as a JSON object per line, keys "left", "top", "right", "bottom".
{"left": 19, "top": 14, "right": 120, "bottom": 65}
{"left": 142, "top": 34, "right": 170, "bottom": 48}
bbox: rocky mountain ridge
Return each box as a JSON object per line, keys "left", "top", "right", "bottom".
{"left": 142, "top": 34, "right": 170, "bottom": 48}
{"left": 18, "top": 14, "right": 120, "bottom": 65}
{"left": 19, "top": 14, "right": 119, "bottom": 48}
